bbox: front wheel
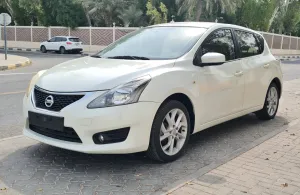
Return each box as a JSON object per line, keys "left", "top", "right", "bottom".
{"left": 41, "top": 46, "right": 47, "bottom": 53}
{"left": 147, "top": 100, "right": 191, "bottom": 162}
{"left": 256, "top": 83, "right": 279, "bottom": 120}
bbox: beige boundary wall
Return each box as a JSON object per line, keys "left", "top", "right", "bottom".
{"left": 0, "top": 26, "right": 300, "bottom": 55}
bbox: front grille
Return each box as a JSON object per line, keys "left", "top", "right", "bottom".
{"left": 34, "top": 87, "right": 84, "bottom": 112}
{"left": 29, "top": 124, "right": 82, "bottom": 143}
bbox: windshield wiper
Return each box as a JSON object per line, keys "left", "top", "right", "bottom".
{"left": 90, "top": 55, "right": 102, "bottom": 58}
{"left": 107, "top": 56, "right": 150, "bottom": 60}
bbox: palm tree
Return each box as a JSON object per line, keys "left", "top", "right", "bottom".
{"left": 176, "top": 0, "right": 202, "bottom": 21}
{"left": 205, "top": 0, "right": 241, "bottom": 15}
{"left": 74, "top": 0, "right": 95, "bottom": 26}
{"left": 119, "top": 5, "right": 143, "bottom": 27}
{"left": 176, "top": 0, "right": 240, "bottom": 21}
{"left": 0, "top": 0, "right": 14, "bottom": 17}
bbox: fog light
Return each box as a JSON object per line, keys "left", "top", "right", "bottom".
{"left": 99, "top": 135, "right": 105, "bottom": 142}
{"left": 93, "top": 127, "right": 130, "bottom": 145}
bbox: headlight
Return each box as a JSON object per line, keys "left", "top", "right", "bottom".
{"left": 87, "top": 75, "right": 151, "bottom": 109}
{"left": 26, "top": 70, "right": 47, "bottom": 97}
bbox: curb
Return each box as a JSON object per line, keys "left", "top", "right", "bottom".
{"left": 276, "top": 55, "right": 300, "bottom": 61}
{"left": 0, "top": 58, "right": 32, "bottom": 71}
{"left": 0, "top": 47, "right": 39, "bottom": 52}
{"left": 152, "top": 118, "right": 300, "bottom": 195}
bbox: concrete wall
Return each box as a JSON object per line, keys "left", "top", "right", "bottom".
{"left": 1, "top": 40, "right": 300, "bottom": 56}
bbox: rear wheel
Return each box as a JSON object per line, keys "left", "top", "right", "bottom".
{"left": 147, "top": 100, "right": 191, "bottom": 162}
{"left": 59, "top": 46, "right": 66, "bottom": 54}
{"left": 256, "top": 83, "right": 279, "bottom": 120}
{"left": 41, "top": 46, "right": 47, "bottom": 53}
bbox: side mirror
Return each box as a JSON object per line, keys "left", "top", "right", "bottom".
{"left": 200, "top": 52, "right": 226, "bottom": 66}
{"left": 47, "top": 40, "right": 50, "bottom": 42}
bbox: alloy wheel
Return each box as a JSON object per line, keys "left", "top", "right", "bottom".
{"left": 160, "top": 108, "right": 188, "bottom": 156}
{"left": 267, "top": 86, "right": 278, "bottom": 116}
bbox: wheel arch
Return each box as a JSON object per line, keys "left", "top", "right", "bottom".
{"left": 271, "top": 77, "right": 282, "bottom": 98}
{"left": 161, "top": 93, "right": 195, "bottom": 134}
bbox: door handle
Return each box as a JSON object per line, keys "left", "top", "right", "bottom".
{"left": 263, "top": 64, "right": 270, "bottom": 69}
{"left": 234, "top": 71, "right": 244, "bottom": 77}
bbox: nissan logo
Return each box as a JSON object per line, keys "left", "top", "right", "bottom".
{"left": 45, "top": 95, "right": 54, "bottom": 108}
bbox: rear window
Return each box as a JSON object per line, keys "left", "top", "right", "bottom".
{"left": 234, "top": 30, "right": 260, "bottom": 58}
{"left": 69, "top": 38, "right": 80, "bottom": 42}
{"left": 255, "top": 34, "right": 265, "bottom": 53}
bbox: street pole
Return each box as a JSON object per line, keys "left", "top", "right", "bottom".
{"left": 4, "top": 13, "right": 7, "bottom": 60}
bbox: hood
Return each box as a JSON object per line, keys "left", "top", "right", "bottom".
{"left": 36, "top": 57, "right": 174, "bottom": 92}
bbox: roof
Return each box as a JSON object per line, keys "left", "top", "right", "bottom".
{"left": 54, "top": 36, "right": 79, "bottom": 38}
{"left": 151, "top": 22, "right": 217, "bottom": 29}
{"left": 150, "top": 22, "right": 257, "bottom": 33}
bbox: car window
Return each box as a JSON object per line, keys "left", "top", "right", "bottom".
{"left": 201, "top": 29, "right": 235, "bottom": 61}
{"left": 61, "top": 38, "right": 67, "bottom": 42}
{"left": 55, "top": 37, "right": 62, "bottom": 42}
{"left": 235, "top": 30, "right": 260, "bottom": 58}
{"left": 97, "top": 27, "right": 207, "bottom": 60}
{"left": 69, "top": 38, "right": 80, "bottom": 42}
{"left": 49, "top": 37, "right": 56, "bottom": 42}
{"left": 255, "top": 34, "right": 265, "bottom": 54}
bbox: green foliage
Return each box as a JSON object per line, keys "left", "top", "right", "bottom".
{"left": 120, "top": 4, "right": 143, "bottom": 27}
{"left": 146, "top": 0, "right": 168, "bottom": 24}
{"left": 160, "top": 2, "right": 168, "bottom": 23}
{"left": 9, "top": 0, "right": 32, "bottom": 25}
{"left": 2, "top": 0, "right": 300, "bottom": 36}
{"left": 282, "top": 1, "right": 300, "bottom": 34}
{"left": 235, "top": 0, "right": 276, "bottom": 31}
{"left": 40, "top": 0, "right": 87, "bottom": 28}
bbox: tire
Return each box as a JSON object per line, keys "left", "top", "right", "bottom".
{"left": 41, "top": 46, "right": 47, "bottom": 53}
{"left": 59, "top": 47, "right": 66, "bottom": 54}
{"left": 147, "top": 100, "right": 191, "bottom": 162}
{"left": 256, "top": 83, "right": 279, "bottom": 120}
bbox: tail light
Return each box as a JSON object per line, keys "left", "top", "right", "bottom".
{"left": 66, "top": 42, "right": 72, "bottom": 45}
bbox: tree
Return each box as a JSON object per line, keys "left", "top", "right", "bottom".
{"left": 74, "top": 0, "right": 95, "bottom": 26}
{"left": 0, "top": 0, "right": 14, "bottom": 17}
{"left": 19, "top": 0, "right": 44, "bottom": 25}
{"left": 40, "top": 0, "right": 87, "bottom": 28}
{"left": 176, "top": 0, "right": 240, "bottom": 21}
{"left": 146, "top": 0, "right": 168, "bottom": 24}
{"left": 235, "top": 0, "right": 276, "bottom": 31}
{"left": 282, "top": 1, "right": 300, "bottom": 34}
{"left": 120, "top": 5, "right": 143, "bottom": 27}
{"left": 10, "top": 0, "right": 31, "bottom": 25}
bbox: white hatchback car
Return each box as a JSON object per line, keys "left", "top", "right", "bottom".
{"left": 24, "top": 22, "right": 283, "bottom": 162}
{"left": 40, "top": 36, "right": 83, "bottom": 54}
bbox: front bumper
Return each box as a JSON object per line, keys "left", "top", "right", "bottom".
{"left": 23, "top": 91, "right": 160, "bottom": 154}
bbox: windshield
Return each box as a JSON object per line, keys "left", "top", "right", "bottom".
{"left": 96, "top": 27, "right": 207, "bottom": 60}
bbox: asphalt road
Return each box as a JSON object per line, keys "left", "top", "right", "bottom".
{"left": 1, "top": 51, "right": 300, "bottom": 194}
{"left": 0, "top": 51, "right": 300, "bottom": 139}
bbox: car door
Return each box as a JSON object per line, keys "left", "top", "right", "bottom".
{"left": 233, "top": 30, "right": 272, "bottom": 110}
{"left": 53, "top": 37, "right": 62, "bottom": 51}
{"left": 196, "top": 29, "right": 245, "bottom": 123}
{"left": 47, "top": 37, "right": 56, "bottom": 50}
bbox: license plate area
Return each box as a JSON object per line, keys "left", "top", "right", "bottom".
{"left": 28, "top": 111, "right": 64, "bottom": 131}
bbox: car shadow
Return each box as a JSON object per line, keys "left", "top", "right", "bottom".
{"left": 0, "top": 114, "right": 289, "bottom": 194}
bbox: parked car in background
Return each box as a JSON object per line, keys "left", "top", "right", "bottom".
{"left": 24, "top": 22, "right": 283, "bottom": 162}
{"left": 40, "top": 36, "right": 83, "bottom": 54}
